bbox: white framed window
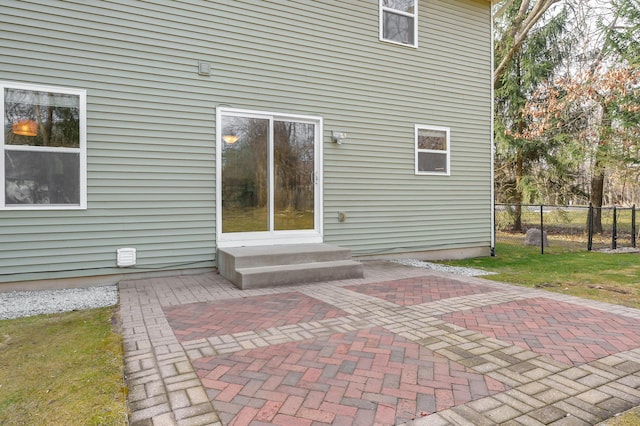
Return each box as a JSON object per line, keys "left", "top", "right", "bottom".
{"left": 415, "top": 125, "right": 450, "bottom": 175}
{"left": 1, "top": 81, "right": 87, "bottom": 209}
{"left": 380, "top": 0, "right": 418, "bottom": 47}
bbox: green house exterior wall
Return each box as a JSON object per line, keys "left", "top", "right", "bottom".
{"left": 0, "top": 0, "right": 492, "bottom": 284}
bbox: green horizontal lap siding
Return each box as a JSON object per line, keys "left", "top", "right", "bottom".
{"left": 0, "top": 0, "right": 221, "bottom": 282}
{"left": 320, "top": 0, "right": 492, "bottom": 255}
{"left": 0, "top": 0, "right": 491, "bottom": 282}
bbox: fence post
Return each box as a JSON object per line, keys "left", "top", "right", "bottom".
{"left": 633, "top": 205, "right": 637, "bottom": 249}
{"left": 540, "top": 204, "right": 544, "bottom": 254}
{"left": 612, "top": 206, "right": 617, "bottom": 250}
{"left": 588, "top": 202, "right": 593, "bottom": 251}
{"left": 492, "top": 203, "right": 497, "bottom": 256}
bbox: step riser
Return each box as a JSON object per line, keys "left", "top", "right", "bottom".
{"left": 217, "top": 244, "right": 364, "bottom": 289}
{"left": 236, "top": 263, "right": 364, "bottom": 290}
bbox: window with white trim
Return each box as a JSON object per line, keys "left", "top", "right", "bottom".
{"left": 415, "top": 125, "right": 450, "bottom": 175}
{"left": 380, "top": 0, "right": 417, "bottom": 47}
{"left": 1, "top": 82, "right": 86, "bottom": 209}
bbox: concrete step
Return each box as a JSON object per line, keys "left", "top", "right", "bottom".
{"left": 220, "top": 243, "right": 353, "bottom": 268}
{"left": 217, "top": 243, "right": 364, "bottom": 289}
{"left": 234, "top": 260, "right": 364, "bottom": 290}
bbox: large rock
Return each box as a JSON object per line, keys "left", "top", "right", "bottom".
{"left": 524, "top": 228, "right": 549, "bottom": 247}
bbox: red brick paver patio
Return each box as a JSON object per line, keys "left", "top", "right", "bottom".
{"left": 119, "top": 262, "right": 640, "bottom": 425}
{"left": 345, "top": 276, "right": 498, "bottom": 306}
{"left": 193, "top": 326, "right": 505, "bottom": 425}
{"left": 165, "top": 292, "right": 350, "bottom": 342}
{"left": 442, "top": 297, "right": 640, "bottom": 366}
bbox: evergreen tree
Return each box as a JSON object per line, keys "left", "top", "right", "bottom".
{"left": 605, "top": 0, "right": 640, "bottom": 64}
{"left": 514, "top": 0, "right": 640, "bottom": 231}
{"left": 493, "top": 0, "right": 574, "bottom": 230}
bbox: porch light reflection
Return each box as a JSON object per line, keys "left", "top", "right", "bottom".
{"left": 12, "top": 119, "right": 38, "bottom": 136}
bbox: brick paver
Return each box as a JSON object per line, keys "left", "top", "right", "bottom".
{"left": 164, "top": 292, "right": 350, "bottom": 341}
{"left": 119, "top": 263, "right": 640, "bottom": 425}
{"left": 193, "top": 326, "right": 506, "bottom": 425}
{"left": 441, "top": 297, "right": 640, "bottom": 365}
{"left": 345, "top": 276, "right": 497, "bottom": 306}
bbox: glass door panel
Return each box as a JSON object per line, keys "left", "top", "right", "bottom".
{"left": 221, "top": 116, "right": 269, "bottom": 233}
{"left": 274, "top": 121, "right": 315, "bottom": 231}
{"left": 217, "top": 108, "right": 322, "bottom": 245}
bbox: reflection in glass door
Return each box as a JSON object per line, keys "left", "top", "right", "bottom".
{"left": 218, "top": 109, "right": 321, "bottom": 244}
{"left": 220, "top": 116, "right": 269, "bottom": 233}
{"left": 274, "top": 120, "right": 315, "bottom": 231}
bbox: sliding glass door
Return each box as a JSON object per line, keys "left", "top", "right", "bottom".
{"left": 216, "top": 108, "right": 322, "bottom": 246}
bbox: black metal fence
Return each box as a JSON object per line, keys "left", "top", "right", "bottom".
{"left": 495, "top": 204, "right": 638, "bottom": 254}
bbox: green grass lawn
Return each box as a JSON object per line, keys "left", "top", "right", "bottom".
{"left": 604, "top": 408, "right": 640, "bottom": 426}
{"left": 444, "top": 243, "right": 640, "bottom": 308}
{"left": 0, "top": 307, "right": 127, "bottom": 425}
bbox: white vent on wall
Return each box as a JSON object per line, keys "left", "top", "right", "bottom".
{"left": 116, "top": 248, "right": 137, "bottom": 267}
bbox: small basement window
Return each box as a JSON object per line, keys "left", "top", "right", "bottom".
{"left": 1, "top": 81, "right": 87, "bottom": 209}
{"left": 415, "top": 125, "right": 450, "bottom": 175}
{"left": 380, "top": 0, "right": 417, "bottom": 47}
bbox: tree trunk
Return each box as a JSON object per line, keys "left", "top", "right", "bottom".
{"left": 514, "top": 149, "right": 524, "bottom": 231}
{"left": 590, "top": 166, "right": 605, "bottom": 234}
{"left": 589, "top": 102, "right": 611, "bottom": 235}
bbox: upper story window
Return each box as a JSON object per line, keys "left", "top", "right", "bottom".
{"left": 380, "top": 0, "right": 417, "bottom": 47}
{"left": 1, "top": 81, "right": 87, "bottom": 209}
{"left": 415, "top": 125, "right": 450, "bottom": 175}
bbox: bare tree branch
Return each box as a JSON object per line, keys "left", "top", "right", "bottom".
{"left": 493, "top": 0, "right": 517, "bottom": 20}
{"left": 493, "top": 0, "right": 561, "bottom": 87}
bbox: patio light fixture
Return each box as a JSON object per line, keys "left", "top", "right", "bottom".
{"left": 332, "top": 131, "right": 347, "bottom": 144}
